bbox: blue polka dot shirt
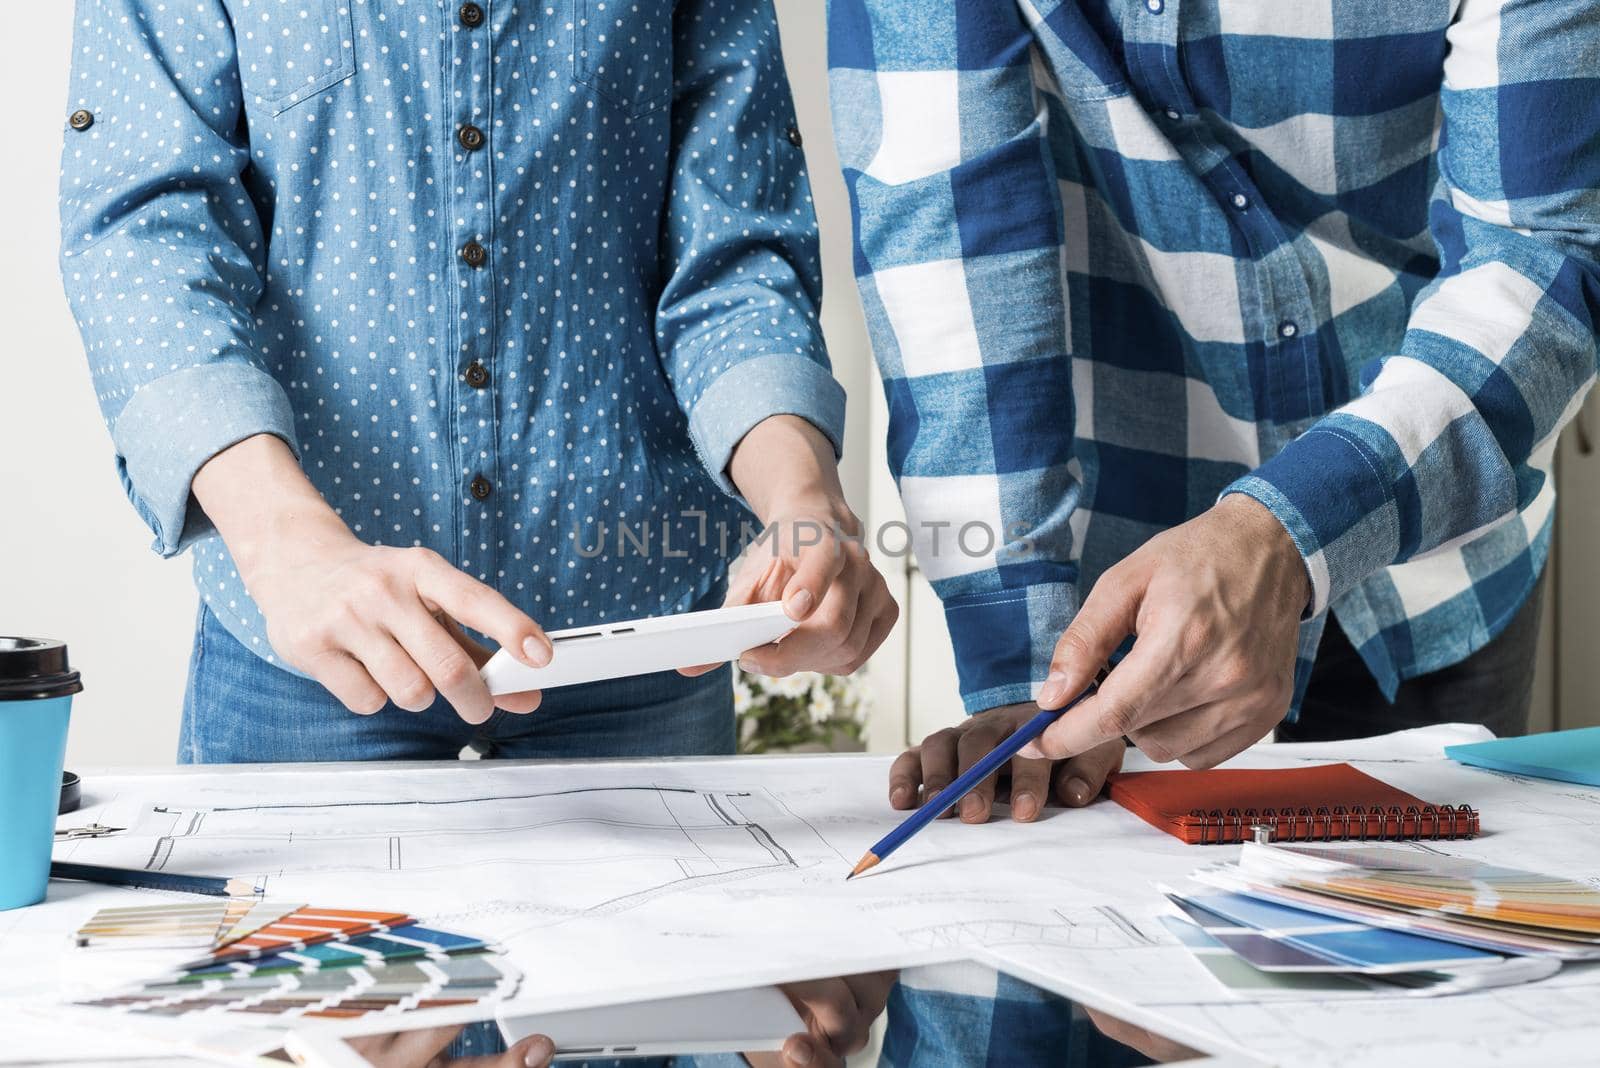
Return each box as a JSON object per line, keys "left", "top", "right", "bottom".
{"left": 59, "top": 0, "right": 844, "bottom": 660}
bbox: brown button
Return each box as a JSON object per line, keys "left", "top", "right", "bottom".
{"left": 469, "top": 475, "right": 493, "bottom": 501}
{"left": 785, "top": 125, "right": 803, "bottom": 148}
{"left": 465, "top": 362, "right": 490, "bottom": 388}
{"left": 68, "top": 109, "right": 94, "bottom": 132}
{"left": 460, "top": 241, "right": 487, "bottom": 268}
{"left": 459, "top": 2, "right": 484, "bottom": 27}
{"left": 458, "top": 124, "right": 485, "bottom": 151}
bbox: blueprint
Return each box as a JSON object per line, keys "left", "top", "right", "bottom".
{"left": 11, "top": 726, "right": 1600, "bottom": 1065}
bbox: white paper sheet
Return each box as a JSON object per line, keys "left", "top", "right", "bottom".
{"left": 10, "top": 725, "right": 1600, "bottom": 1065}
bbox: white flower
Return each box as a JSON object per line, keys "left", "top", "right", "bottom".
{"left": 770, "top": 671, "right": 822, "bottom": 700}
{"left": 807, "top": 687, "right": 836, "bottom": 725}
{"left": 733, "top": 677, "right": 754, "bottom": 714}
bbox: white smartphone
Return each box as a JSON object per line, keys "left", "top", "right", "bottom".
{"left": 479, "top": 601, "right": 796, "bottom": 695}
{"left": 496, "top": 986, "right": 804, "bottom": 1059}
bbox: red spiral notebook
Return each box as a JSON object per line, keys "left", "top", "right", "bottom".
{"left": 1107, "top": 763, "right": 1479, "bottom": 845}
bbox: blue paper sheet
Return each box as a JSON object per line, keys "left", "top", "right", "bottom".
{"left": 1445, "top": 727, "right": 1600, "bottom": 787}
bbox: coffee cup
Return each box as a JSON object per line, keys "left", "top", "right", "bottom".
{"left": 0, "top": 638, "right": 82, "bottom": 910}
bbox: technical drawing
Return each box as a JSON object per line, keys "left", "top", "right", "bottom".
{"left": 899, "top": 905, "right": 1156, "bottom": 952}
{"left": 139, "top": 784, "right": 847, "bottom": 922}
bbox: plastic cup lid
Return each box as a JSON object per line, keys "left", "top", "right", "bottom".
{"left": 0, "top": 638, "right": 84, "bottom": 701}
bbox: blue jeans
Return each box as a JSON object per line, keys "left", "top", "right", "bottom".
{"left": 180, "top": 604, "right": 737, "bottom": 1064}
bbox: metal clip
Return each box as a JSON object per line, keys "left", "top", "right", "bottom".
{"left": 54, "top": 823, "right": 125, "bottom": 840}
{"left": 1250, "top": 824, "right": 1274, "bottom": 845}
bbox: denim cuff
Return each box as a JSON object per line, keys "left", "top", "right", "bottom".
{"left": 111, "top": 362, "right": 299, "bottom": 557}
{"left": 686, "top": 353, "right": 847, "bottom": 501}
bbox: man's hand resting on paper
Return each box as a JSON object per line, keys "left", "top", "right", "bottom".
{"left": 747, "top": 972, "right": 899, "bottom": 1068}
{"left": 892, "top": 704, "right": 1126, "bottom": 823}
{"left": 1024, "top": 494, "right": 1309, "bottom": 771}
{"left": 193, "top": 435, "right": 550, "bottom": 724}
{"left": 683, "top": 416, "right": 898, "bottom": 679}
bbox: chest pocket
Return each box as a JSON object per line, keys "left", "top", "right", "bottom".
{"left": 230, "top": 0, "right": 357, "bottom": 116}
{"left": 573, "top": 0, "right": 674, "bottom": 119}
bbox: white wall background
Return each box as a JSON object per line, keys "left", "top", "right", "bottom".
{"left": 0, "top": 5, "right": 197, "bottom": 766}
{"left": 0, "top": 1, "right": 923, "bottom": 768}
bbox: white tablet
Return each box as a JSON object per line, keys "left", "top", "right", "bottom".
{"left": 479, "top": 601, "right": 797, "bottom": 695}
{"left": 496, "top": 986, "right": 805, "bottom": 1059}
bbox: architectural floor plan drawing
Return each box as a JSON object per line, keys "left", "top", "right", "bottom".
{"left": 898, "top": 905, "right": 1156, "bottom": 954}
{"left": 139, "top": 784, "right": 844, "bottom": 922}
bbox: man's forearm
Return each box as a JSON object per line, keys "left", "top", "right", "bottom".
{"left": 190, "top": 434, "right": 352, "bottom": 578}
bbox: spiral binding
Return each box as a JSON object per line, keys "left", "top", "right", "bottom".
{"left": 1180, "top": 802, "right": 1479, "bottom": 845}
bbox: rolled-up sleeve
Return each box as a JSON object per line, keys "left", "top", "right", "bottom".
{"left": 1222, "top": 0, "right": 1600, "bottom": 617}
{"left": 654, "top": 0, "right": 847, "bottom": 497}
{"left": 59, "top": 0, "right": 296, "bottom": 557}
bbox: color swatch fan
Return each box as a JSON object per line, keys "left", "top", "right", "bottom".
{"left": 72, "top": 903, "right": 518, "bottom": 1025}
{"left": 1242, "top": 844, "right": 1600, "bottom": 936}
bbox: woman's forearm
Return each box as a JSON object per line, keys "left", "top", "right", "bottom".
{"left": 727, "top": 415, "right": 853, "bottom": 527}
{"left": 191, "top": 434, "right": 353, "bottom": 578}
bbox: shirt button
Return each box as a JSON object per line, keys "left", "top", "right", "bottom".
{"left": 469, "top": 475, "right": 493, "bottom": 501}
{"left": 461, "top": 241, "right": 487, "bottom": 268}
{"left": 785, "top": 125, "right": 804, "bottom": 148}
{"left": 1231, "top": 193, "right": 1250, "bottom": 210}
{"left": 68, "top": 109, "right": 94, "bottom": 131}
{"left": 465, "top": 362, "right": 490, "bottom": 388}
{"left": 458, "top": 2, "right": 484, "bottom": 27}
{"left": 1145, "top": 0, "right": 1163, "bottom": 12}
{"left": 1279, "top": 320, "right": 1299, "bottom": 339}
{"left": 1164, "top": 109, "right": 1181, "bottom": 121}
{"left": 458, "top": 124, "right": 485, "bottom": 151}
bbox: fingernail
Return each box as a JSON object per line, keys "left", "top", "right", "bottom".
{"left": 787, "top": 1036, "right": 815, "bottom": 1066}
{"left": 523, "top": 636, "right": 552, "bottom": 667}
{"left": 1038, "top": 671, "right": 1068, "bottom": 707}
{"left": 891, "top": 785, "right": 911, "bottom": 806}
{"left": 738, "top": 655, "right": 759, "bottom": 673}
{"left": 959, "top": 795, "right": 984, "bottom": 821}
{"left": 524, "top": 1035, "right": 554, "bottom": 1066}
{"left": 1012, "top": 792, "right": 1038, "bottom": 821}
{"left": 1066, "top": 776, "right": 1092, "bottom": 806}
{"left": 785, "top": 588, "right": 815, "bottom": 620}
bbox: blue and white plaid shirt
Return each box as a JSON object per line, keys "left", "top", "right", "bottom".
{"left": 828, "top": 0, "right": 1600, "bottom": 718}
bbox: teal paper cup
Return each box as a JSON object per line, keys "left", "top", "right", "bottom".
{"left": 0, "top": 639, "right": 82, "bottom": 911}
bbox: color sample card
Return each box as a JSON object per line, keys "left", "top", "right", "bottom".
{"left": 214, "top": 899, "right": 303, "bottom": 948}
{"left": 75, "top": 902, "right": 233, "bottom": 950}
{"left": 1171, "top": 889, "right": 1502, "bottom": 973}
{"left": 1251, "top": 843, "right": 1600, "bottom": 935}
{"left": 1159, "top": 915, "right": 1375, "bottom": 997}
{"left": 183, "top": 926, "right": 489, "bottom": 980}
{"left": 1167, "top": 895, "right": 1353, "bottom": 971}
{"left": 189, "top": 907, "right": 416, "bottom": 968}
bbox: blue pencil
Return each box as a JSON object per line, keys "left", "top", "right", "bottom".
{"left": 846, "top": 682, "right": 1101, "bottom": 879}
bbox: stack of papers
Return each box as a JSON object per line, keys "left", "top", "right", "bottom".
{"left": 1159, "top": 842, "right": 1600, "bottom": 999}
{"left": 69, "top": 902, "right": 518, "bottom": 1025}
